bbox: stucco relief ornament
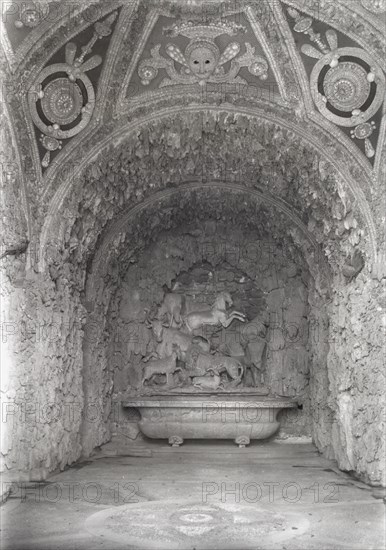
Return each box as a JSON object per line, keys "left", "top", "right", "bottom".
{"left": 350, "top": 121, "right": 377, "bottom": 158}
{"left": 138, "top": 20, "right": 269, "bottom": 87}
{"left": 28, "top": 12, "right": 117, "bottom": 167}
{"left": 14, "top": 1, "right": 50, "bottom": 29}
{"left": 288, "top": 8, "right": 385, "bottom": 146}
{"left": 361, "top": 0, "right": 386, "bottom": 13}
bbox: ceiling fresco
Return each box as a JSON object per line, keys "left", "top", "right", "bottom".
{"left": 1, "top": 0, "right": 385, "bottom": 272}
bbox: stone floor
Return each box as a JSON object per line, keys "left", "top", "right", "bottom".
{"left": 1, "top": 440, "right": 385, "bottom": 549}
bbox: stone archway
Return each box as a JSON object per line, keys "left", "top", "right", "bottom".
{"left": 27, "top": 109, "right": 382, "bottom": 485}
{"left": 2, "top": 106, "right": 379, "bottom": 485}
{"left": 78, "top": 184, "right": 329, "bottom": 459}
{"left": 38, "top": 107, "right": 377, "bottom": 274}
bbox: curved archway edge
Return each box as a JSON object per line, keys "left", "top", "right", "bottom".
{"left": 38, "top": 105, "right": 378, "bottom": 271}
{"left": 84, "top": 182, "right": 329, "bottom": 303}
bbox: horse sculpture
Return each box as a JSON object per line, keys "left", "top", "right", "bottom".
{"left": 157, "top": 292, "right": 210, "bottom": 328}
{"left": 183, "top": 291, "right": 247, "bottom": 332}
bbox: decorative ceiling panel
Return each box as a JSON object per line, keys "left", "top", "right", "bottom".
{"left": 116, "top": 0, "right": 301, "bottom": 114}
{"left": 1, "top": 0, "right": 385, "bottom": 266}
{"left": 283, "top": 3, "right": 385, "bottom": 164}
{"left": 27, "top": 10, "right": 119, "bottom": 169}
{"left": 1, "top": 0, "right": 106, "bottom": 71}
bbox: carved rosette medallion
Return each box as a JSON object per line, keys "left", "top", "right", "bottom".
{"left": 289, "top": 8, "right": 385, "bottom": 158}
{"left": 28, "top": 12, "right": 117, "bottom": 167}
{"left": 14, "top": 2, "right": 49, "bottom": 29}
{"left": 40, "top": 78, "right": 84, "bottom": 126}
{"left": 31, "top": 63, "right": 96, "bottom": 141}
{"left": 310, "top": 48, "right": 385, "bottom": 128}
{"left": 15, "top": 8, "right": 40, "bottom": 28}
{"left": 29, "top": 58, "right": 97, "bottom": 166}
{"left": 138, "top": 19, "right": 269, "bottom": 87}
{"left": 289, "top": 9, "right": 385, "bottom": 127}
{"left": 323, "top": 63, "right": 370, "bottom": 112}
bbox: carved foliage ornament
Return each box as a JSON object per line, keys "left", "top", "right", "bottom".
{"left": 138, "top": 19, "right": 269, "bottom": 87}
{"left": 288, "top": 8, "right": 385, "bottom": 158}
{"left": 28, "top": 12, "right": 117, "bottom": 168}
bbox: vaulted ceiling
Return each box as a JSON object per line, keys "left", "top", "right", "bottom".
{"left": 1, "top": 0, "right": 385, "bottom": 276}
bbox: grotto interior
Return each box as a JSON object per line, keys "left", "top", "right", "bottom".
{"left": 1, "top": 0, "right": 385, "bottom": 548}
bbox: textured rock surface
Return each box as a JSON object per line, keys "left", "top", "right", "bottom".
{"left": 326, "top": 275, "right": 385, "bottom": 485}
{"left": 1, "top": 273, "right": 85, "bottom": 477}
{"left": 1, "top": 107, "right": 384, "bottom": 486}
{"left": 0, "top": 106, "right": 82, "bottom": 481}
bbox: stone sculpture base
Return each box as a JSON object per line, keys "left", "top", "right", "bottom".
{"left": 123, "top": 395, "right": 297, "bottom": 448}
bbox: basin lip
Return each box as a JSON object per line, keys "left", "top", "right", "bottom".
{"left": 123, "top": 395, "right": 298, "bottom": 408}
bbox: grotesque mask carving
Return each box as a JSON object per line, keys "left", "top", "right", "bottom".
{"left": 138, "top": 20, "right": 269, "bottom": 87}
{"left": 185, "top": 40, "right": 220, "bottom": 79}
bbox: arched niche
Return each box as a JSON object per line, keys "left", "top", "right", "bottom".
{"left": 80, "top": 184, "right": 331, "bottom": 456}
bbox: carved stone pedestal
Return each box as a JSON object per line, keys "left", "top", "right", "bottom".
{"left": 168, "top": 435, "right": 184, "bottom": 447}
{"left": 235, "top": 435, "right": 250, "bottom": 448}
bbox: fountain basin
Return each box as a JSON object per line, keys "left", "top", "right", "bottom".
{"left": 123, "top": 395, "right": 297, "bottom": 447}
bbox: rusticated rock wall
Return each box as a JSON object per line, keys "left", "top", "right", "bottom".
{"left": 1, "top": 103, "right": 29, "bottom": 485}
{"left": 1, "top": 272, "right": 86, "bottom": 480}
{"left": 325, "top": 274, "right": 385, "bottom": 485}
{"left": 306, "top": 264, "right": 386, "bottom": 486}
{"left": 68, "top": 110, "right": 382, "bottom": 485}
{"left": 2, "top": 107, "right": 383, "bottom": 488}
{"left": 1, "top": 104, "right": 86, "bottom": 482}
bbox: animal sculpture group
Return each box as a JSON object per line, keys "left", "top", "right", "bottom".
{"left": 140, "top": 291, "right": 258, "bottom": 391}
{"left": 157, "top": 291, "right": 246, "bottom": 331}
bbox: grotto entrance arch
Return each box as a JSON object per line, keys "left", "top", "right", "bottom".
{"left": 85, "top": 182, "right": 327, "bottom": 303}
{"left": 34, "top": 105, "right": 381, "bottom": 482}
{"left": 38, "top": 105, "right": 378, "bottom": 276}
{"left": 80, "top": 183, "right": 331, "bottom": 456}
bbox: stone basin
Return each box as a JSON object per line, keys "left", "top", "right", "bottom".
{"left": 123, "top": 395, "right": 297, "bottom": 447}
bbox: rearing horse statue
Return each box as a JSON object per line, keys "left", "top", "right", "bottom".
{"left": 183, "top": 291, "right": 246, "bottom": 333}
